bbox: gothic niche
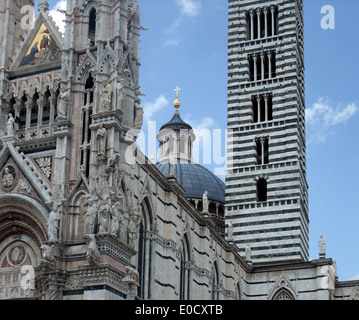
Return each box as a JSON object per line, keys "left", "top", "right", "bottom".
{"left": 82, "top": 161, "right": 140, "bottom": 249}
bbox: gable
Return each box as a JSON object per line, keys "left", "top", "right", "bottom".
{"left": 9, "top": 11, "right": 63, "bottom": 75}
{"left": 20, "top": 23, "right": 61, "bottom": 67}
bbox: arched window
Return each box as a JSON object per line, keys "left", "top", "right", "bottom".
{"left": 30, "top": 91, "right": 39, "bottom": 128}
{"left": 211, "top": 261, "right": 219, "bottom": 300}
{"left": 81, "top": 73, "right": 94, "bottom": 178}
{"left": 256, "top": 137, "right": 269, "bottom": 165}
{"left": 257, "top": 178, "right": 267, "bottom": 202}
{"left": 273, "top": 288, "right": 295, "bottom": 300}
{"left": 236, "top": 282, "right": 241, "bottom": 300}
{"left": 179, "top": 234, "right": 191, "bottom": 300}
{"left": 42, "top": 88, "right": 51, "bottom": 125}
{"left": 137, "top": 198, "right": 153, "bottom": 299}
{"left": 88, "top": 8, "right": 97, "bottom": 46}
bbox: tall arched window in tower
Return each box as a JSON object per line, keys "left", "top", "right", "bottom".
{"left": 81, "top": 73, "right": 94, "bottom": 178}
{"left": 257, "top": 178, "right": 267, "bottom": 202}
{"left": 245, "top": 6, "right": 279, "bottom": 41}
{"left": 179, "top": 234, "right": 191, "bottom": 300}
{"left": 137, "top": 198, "right": 153, "bottom": 300}
{"left": 88, "top": 8, "right": 97, "bottom": 46}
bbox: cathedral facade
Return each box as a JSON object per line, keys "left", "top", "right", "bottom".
{"left": 0, "top": 0, "right": 357, "bottom": 300}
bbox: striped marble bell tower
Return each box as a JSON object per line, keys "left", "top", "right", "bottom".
{"left": 225, "top": 0, "right": 308, "bottom": 264}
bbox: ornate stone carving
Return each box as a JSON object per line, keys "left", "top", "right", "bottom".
{"left": 202, "top": 191, "right": 209, "bottom": 214}
{"left": 35, "top": 156, "right": 52, "bottom": 179}
{"left": 17, "top": 179, "right": 32, "bottom": 194}
{"left": 96, "top": 123, "right": 107, "bottom": 157}
{"left": 48, "top": 202, "right": 61, "bottom": 241}
{"left": 133, "top": 98, "right": 143, "bottom": 129}
{"left": 57, "top": 87, "right": 70, "bottom": 119}
{"left": 319, "top": 235, "right": 326, "bottom": 259}
{"left": 128, "top": 212, "right": 139, "bottom": 247}
{"left": 40, "top": 244, "right": 57, "bottom": 268}
{"left": 99, "top": 79, "right": 113, "bottom": 112}
{"left": 116, "top": 79, "right": 127, "bottom": 109}
{"left": 122, "top": 265, "right": 140, "bottom": 286}
{"left": 6, "top": 113, "right": 15, "bottom": 136}
{"left": 65, "top": 275, "right": 83, "bottom": 291}
{"left": 84, "top": 196, "right": 98, "bottom": 235}
{"left": 98, "top": 204, "right": 111, "bottom": 233}
{"left": 86, "top": 234, "right": 100, "bottom": 266}
{"left": 1, "top": 165, "right": 18, "bottom": 192}
{"left": 8, "top": 245, "right": 26, "bottom": 265}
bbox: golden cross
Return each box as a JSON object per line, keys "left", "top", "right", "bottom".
{"left": 174, "top": 86, "right": 181, "bottom": 97}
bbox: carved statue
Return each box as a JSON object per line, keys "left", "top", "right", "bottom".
{"left": 111, "top": 200, "right": 125, "bottom": 238}
{"left": 128, "top": 213, "right": 139, "bottom": 246}
{"left": 133, "top": 98, "right": 144, "bottom": 129}
{"left": 84, "top": 197, "right": 98, "bottom": 235}
{"left": 168, "top": 152, "right": 176, "bottom": 177}
{"left": 117, "top": 79, "right": 127, "bottom": 109}
{"left": 48, "top": 204, "right": 61, "bottom": 241}
{"left": 96, "top": 123, "right": 107, "bottom": 156}
{"left": 122, "top": 265, "right": 140, "bottom": 285}
{"left": 57, "top": 87, "right": 70, "bottom": 119}
{"left": 2, "top": 167, "right": 14, "bottom": 189}
{"left": 86, "top": 234, "right": 100, "bottom": 265}
{"left": 41, "top": 244, "right": 56, "bottom": 266}
{"left": 98, "top": 204, "right": 111, "bottom": 233}
{"left": 202, "top": 191, "right": 209, "bottom": 213}
{"left": 245, "top": 245, "right": 252, "bottom": 262}
{"left": 319, "top": 235, "right": 326, "bottom": 258}
{"left": 6, "top": 113, "right": 15, "bottom": 136}
{"left": 99, "top": 79, "right": 112, "bottom": 112}
{"left": 227, "top": 221, "right": 234, "bottom": 242}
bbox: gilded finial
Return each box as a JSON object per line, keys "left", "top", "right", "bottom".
{"left": 174, "top": 86, "right": 181, "bottom": 109}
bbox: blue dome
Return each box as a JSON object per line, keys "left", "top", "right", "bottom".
{"left": 156, "top": 159, "right": 225, "bottom": 203}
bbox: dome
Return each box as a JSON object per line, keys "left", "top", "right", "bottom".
{"left": 156, "top": 159, "right": 225, "bottom": 203}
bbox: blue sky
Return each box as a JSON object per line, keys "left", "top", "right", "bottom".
{"left": 42, "top": 0, "right": 359, "bottom": 282}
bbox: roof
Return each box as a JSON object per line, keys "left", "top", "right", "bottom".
{"left": 156, "top": 159, "right": 225, "bottom": 203}
{"left": 159, "top": 111, "right": 192, "bottom": 131}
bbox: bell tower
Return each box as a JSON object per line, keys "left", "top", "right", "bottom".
{"left": 225, "top": 0, "right": 308, "bottom": 264}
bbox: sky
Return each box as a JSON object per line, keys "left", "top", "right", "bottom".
{"left": 39, "top": 0, "right": 359, "bottom": 282}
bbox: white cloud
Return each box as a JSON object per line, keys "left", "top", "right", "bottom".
{"left": 143, "top": 95, "right": 169, "bottom": 122}
{"left": 49, "top": 0, "right": 66, "bottom": 34}
{"left": 165, "top": 0, "right": 201, "bottom": 34}
{"left": 306, "top": 98, "right": 358, "bottom": 143}
{"left": 162, "top": 38, "right": 180, "bottom": 48}
{"left": 176, "top": 0, "right": 201, "bottom": 18}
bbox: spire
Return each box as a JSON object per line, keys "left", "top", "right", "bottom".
{"left": 173, "top": 86, "right": 181, "bottom": 111}
{"left": 38, "top": 0, "right": 49, "bottom": 12}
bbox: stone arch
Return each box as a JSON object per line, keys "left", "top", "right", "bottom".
{"left": 272, "top": 288, "right": 295, "bottom": 300}
{"left": 68, "top": 187, "right": 90, "bottom": 240}
{"left": 211, "top": 260, "right": 220, "bottom": 300}
{"left": 0, "top": 194, "right": 48, "bottom": 299}
{"left": 137, "top": 196, "right": 153, "bottom": 300}
{"left": 0, "top": 194, "right": 49, "bottom": 246}
{"left": 179, "top": 232, "right": 192, "bottom": 300}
